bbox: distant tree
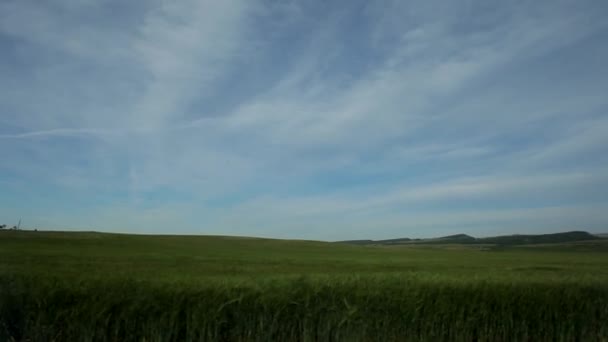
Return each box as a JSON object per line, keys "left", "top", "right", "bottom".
{"left": 0, "top": 224, "right": 5, "bottom": 229}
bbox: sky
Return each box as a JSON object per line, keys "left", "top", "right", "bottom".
{"left": 1, "top": 0, "right": 607, "bottom": 240}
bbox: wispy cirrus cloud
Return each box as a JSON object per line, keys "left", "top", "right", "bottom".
{"left": 0, "top": 128, "right": 116, "bottom": 139}
{"left": 1, "top": 0, "right": 607, "bottom": 239}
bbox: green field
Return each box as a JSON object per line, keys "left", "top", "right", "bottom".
{"left": 1, "top": 230, "right": 608, "bottom": 341}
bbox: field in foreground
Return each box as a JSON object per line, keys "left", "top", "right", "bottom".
{"left": 1, "top": 230, "right": 608, "bottom": 341}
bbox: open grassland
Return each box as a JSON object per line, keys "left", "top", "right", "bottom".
{"left": 1, "top": 230, "right": 608, "bottom": 341}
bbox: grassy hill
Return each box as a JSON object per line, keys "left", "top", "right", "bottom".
{"left": 1, "top": 229, "right": 608, "bottom": 341}
{"left": 415, "top": 233, "right": 477, "bottom": 244}
{"left": 338, "top": 230, "right": 600, "bottom": 246}
{"left": 477, "top": 230, "right": 599, "bottom": 245}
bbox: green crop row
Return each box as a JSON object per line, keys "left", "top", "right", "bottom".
{"left": 2, "top": 275, "right": 607, "bottom": 341}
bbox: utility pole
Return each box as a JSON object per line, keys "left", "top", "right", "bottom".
{"left": 17, "top": 218, "right": 21, "bottom": 230}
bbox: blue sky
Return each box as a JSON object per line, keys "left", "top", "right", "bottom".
{"left": 1, "top": 0, "right": 607, "bottom": 240}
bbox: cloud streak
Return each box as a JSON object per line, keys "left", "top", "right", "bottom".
{"left": 1, "top": 0, "right": 607, "bottom": 239}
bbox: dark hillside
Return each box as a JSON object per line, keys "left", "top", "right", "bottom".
{"left": 336, "top": 239, "right": 375, "bottom": 245}
{"left": 421, "top": 234, "right": 476, "bottom": 244}
{"left": 337, "top": 231, "right": 599, "bottom": 246}
{"left": 477, "top": 231, "right": 598, "bottom": 245}
{"left": 376, "top": 237, "right": 412, "bottom": 245}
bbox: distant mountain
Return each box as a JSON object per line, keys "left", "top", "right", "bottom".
{"left": 336, "top": 233, "right": 476, "bottom": 246}
{"left": 337, "top": 240, "right": 376, "bottom": 245}
{"left": 427, "top": 234, "right": 476, "bottom": 244}
{"left": 337, "top": 231, "right": 599, "bottom": 246}
{"left": 336, "top": 238, "right": 412, "bottom": 245}
{"left": 375, "top": 237, "right": 412, "bottom": 245}
{"left": 477, "top": 231, "right": 599, "bottom": 245}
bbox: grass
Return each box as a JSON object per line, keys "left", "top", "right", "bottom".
{"left": 1, "top": 230, "right": 608, "bottom": 341}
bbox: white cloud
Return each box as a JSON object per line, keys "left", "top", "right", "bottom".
{"left": 128, "top": 0, "right": 256, "bottom": 130}
{"left": 0, "top": 128, "right": 115, "bottom": 139}
{"left": 213, "top": 0, "right": 608, "bottom": 153}
{"left": 1, "top": 0, "right": 607, "bottom": 238}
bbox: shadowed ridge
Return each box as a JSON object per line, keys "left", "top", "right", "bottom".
{"left": 336, "top": 231, "right": 599, "bottom": 246}
{"left": 335, "top": 239, "right": 376, "bottom": 245}
{"left": 477, "top": 231, "right": 599, "bottom": 245}
{"left": 432, "top": 234, "right": 476, "bottom": 242}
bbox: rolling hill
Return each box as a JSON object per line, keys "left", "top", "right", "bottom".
{"left": 337, "top": 231, "right": 601, "bottom": 246}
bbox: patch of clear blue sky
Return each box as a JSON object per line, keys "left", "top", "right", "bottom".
{"left": 1, "top": 0, "right": 608, "bottom": 240}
